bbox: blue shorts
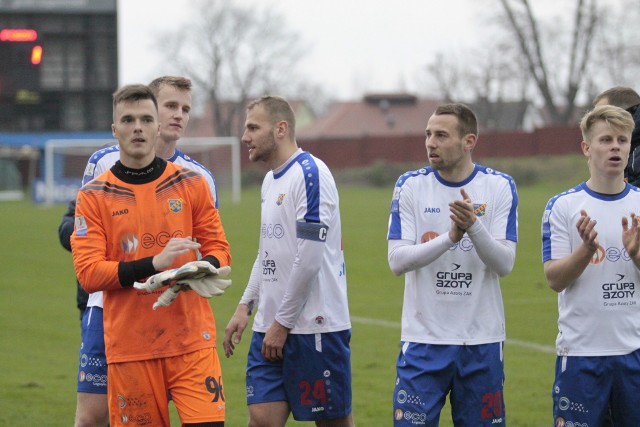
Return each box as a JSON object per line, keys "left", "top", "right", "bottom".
{"left": 553, "top": 350, "right": 640, "bottom": 427}
{"left": 77, "top": 306, "right": 107, "bottom": 394}
{"left": 393, "top": 342, "right": 505, "bottom": 427}
{"left": 246, "top": 330, "right": 352, "bottom": 421}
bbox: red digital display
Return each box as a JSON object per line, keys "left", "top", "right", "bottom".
{"left": 0, "top": 28, "right": 38, "bottom": 42}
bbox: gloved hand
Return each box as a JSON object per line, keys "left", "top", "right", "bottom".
{"left": 180, "top": 265, "right": 232, "bottom": 298}
{"left": 148, "top": 264, "right": 231, "bottom": 309}
{"left": 152, "top": 284, "right": 183, "bottom": 310}
{"left": 134, "top": 261, "right": 218, "bottom": 293}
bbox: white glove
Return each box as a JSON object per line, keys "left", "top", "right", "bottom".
{"left": 134, "top": 261, "right": 217, "bottom": 292}
{"left": 148, "top": 264, "right": 231, "bottom": 309}
{"left": 180, "top": 265, "right": 232, "bottom": 298}
{"left": 152, "top": 284, "right": 183, "bottom": 310}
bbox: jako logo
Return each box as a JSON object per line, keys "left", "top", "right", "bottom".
{"left": 423, "top": 207, "right": 441, "bottom": 214}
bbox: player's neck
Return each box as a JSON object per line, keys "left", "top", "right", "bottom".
{"left": 155, "top": 139, "right": 177, "bottom": 160}
{"left": 269, "top": 142, "right": 299, "bottom": 170}
{"left": 120, "top": 152, "right": 155, "bottom": 169}
{"left": 437, "top": 160, "right": 475, "bottom": 183}
{"left": 585, "top": 175, "right": 626, "bottom": 195}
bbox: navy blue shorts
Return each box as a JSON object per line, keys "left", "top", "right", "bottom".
{"left": 77, "top": 306, "right": 107, "bottom": 394}
{"left": 553, "top": 350, "right": 640, "bottom": 427}
{"left": 246, "top": 330, "right": 352, "bottom": 421}
{"left": 393, "top": 342, "right": 505, "bottom": 427}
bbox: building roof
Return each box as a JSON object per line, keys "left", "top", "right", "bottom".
{"left": 298, "top": 94, "right": 439, "bottom": 139}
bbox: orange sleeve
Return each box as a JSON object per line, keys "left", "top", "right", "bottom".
{"left": 71, "top": 180, "right": 122, "bottom": 292}
{"left": 190, "top": 175, "right": 231, "bottom": 267}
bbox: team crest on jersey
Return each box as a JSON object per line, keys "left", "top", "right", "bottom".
{"left": 473, "top": 202, "right": 487, "bottom": 217}
{"left": 168, "top": 198, "right": 183, "bottom": 213}
{"left": 276, "top": 193, "right": 286, "bottom": 206}
{"left": 421, "top": 231, "right": 439, "bottom": 243}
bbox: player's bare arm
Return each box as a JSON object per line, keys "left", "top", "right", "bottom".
{"left": 262, "top": 321, "right": 290, "bottom": 361}
{"left": 576, "top": 209, "right": 599, "bottom": 252}
{"left": 223, "top": 304, "right": 251, "bottom": 358}
{"left": 545, "top": 210, "right": 599, "bottom": 293}
{"left": 622, "top": 212, "right": 640, "bottom": 268}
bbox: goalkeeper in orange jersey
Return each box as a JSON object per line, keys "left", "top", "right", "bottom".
{"left": 71, "top": 84, "right": 231, "bottom": 426}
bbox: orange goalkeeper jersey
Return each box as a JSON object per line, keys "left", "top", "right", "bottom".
{"left": 71, "top": 159, "right": 231, "bottom": 364}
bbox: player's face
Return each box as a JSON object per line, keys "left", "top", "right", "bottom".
{"left": 112, "top": 99, "right": 159, "bottom": 168}
{"left": 425, "top": 114, "right": 470, "bottom": 175}
{"left": 156, "top": 85, "right": 191, "bottom": 143}
{"left": 583, "top": 120, "right": 630, "bottom": 177}
{"left": 242, "top": 105, "right": 278, "bottom": 165}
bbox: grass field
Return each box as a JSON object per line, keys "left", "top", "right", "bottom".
{"left": 0, "top": 157, "right": 589, "bottom": 426}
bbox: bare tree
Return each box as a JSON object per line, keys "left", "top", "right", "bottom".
{"left": 497, "top": 0, "right": 599, "bottom": 124}
{"left": 595, "top": 0, "right": 640, "bottom": 87}
{"left": 156, "top": 0, "right": 307, "bottom": 136}
{"left": 423, "top": 0, "right": 612, "bottom": 126}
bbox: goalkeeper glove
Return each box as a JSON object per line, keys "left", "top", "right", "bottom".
{"left": 152, "top": 284, "right": 183, "bottom": 310}
{"left": 134, "top": 260, "right": 218, "bottom": 292}
{"left": 148, "top": 264, "right": 232, "bottom": 309}
{"left": 179, "top": 265, "right": 232, "bottom": 298}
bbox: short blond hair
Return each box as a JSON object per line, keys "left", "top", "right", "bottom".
{"left": 148, "top": 76, "right": 192, "bottom": 97}
{"left": 580, "top": 105, "right": 635, "bottom": 142}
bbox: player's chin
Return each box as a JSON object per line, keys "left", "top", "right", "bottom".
{"left": 161, "top": 129, "right": 182, "bottom": 141}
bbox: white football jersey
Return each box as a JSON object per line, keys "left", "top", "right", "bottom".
{"left": 250, "top": 149, "right": 351, "bottom": 334}
{"left": 388, "top": 164, "right": 518, "bottom": 345}
{"left": 542, "top": 182, "right": 640, "bottom": 356}
{"left": 80, "top": 144, "right": 219, "bottom": 309}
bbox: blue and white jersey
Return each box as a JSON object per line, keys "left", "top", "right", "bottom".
{"left": 388, "top": 164, "right": 518, "bottom": 345}
{"left": 251, "top": 149, "right": 351, "bottom": 334}
{"left": 542, "top": 182, "right": 640, "bottom": 356}
{"left": 81, "top": 143, "right": 219, "bottom": 309}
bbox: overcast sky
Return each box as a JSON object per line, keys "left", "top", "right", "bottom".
{"left": 118, "top": 0, "right": 585, "bottom": 103}
{"left": 117, "top": 0, "right": 492, "bottom": 98}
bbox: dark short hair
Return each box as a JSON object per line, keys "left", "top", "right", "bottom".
{"left": 148, "top": 76, "right": 192, "bottom": 97}
{"left": 112, "top": 84, "right": 157, "bottom": 110}
{"left": 433, "top": 102, "right": 478, "bottom": 138}
{"left": 247, "top": 95, "right": 296, "bottom": 138}
{"left": 593, "top": 86, "right": 640, "bottom": 110}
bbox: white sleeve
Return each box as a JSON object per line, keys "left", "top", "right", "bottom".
{"left": 239, "top": 254, "right": 261, "bottom": 312}
{"left": 274, "top": 223, "right": 326, "bottom": 329}
{"left": 466, "top": 219, "right": 516, "bottom": 276}
{"left": 388, "top": 233, "right": 455, "bottom": 276}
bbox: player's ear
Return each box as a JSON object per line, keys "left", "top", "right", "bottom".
{"left": 581, "top": 140, "right": 590, "bottom": 157}
{"left": 275, "top": 120, "right": 288, "bottom": 139}
{"left": 463, "top": 133, "right": 477, "bottom": 152}
{"left": 111, "top": 123, "right": 117, "bottom": 138}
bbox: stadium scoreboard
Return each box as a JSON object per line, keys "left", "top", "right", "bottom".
{"left": 0, "top": 0, "right": 117, "bottom": 131}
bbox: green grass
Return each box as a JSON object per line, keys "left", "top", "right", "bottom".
{"left": 0, "top": 159, "right": 588, "bottom": 426}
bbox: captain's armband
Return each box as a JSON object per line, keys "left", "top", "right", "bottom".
{"left": 296, "top": 221, "right": 329, "bottom": 242}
